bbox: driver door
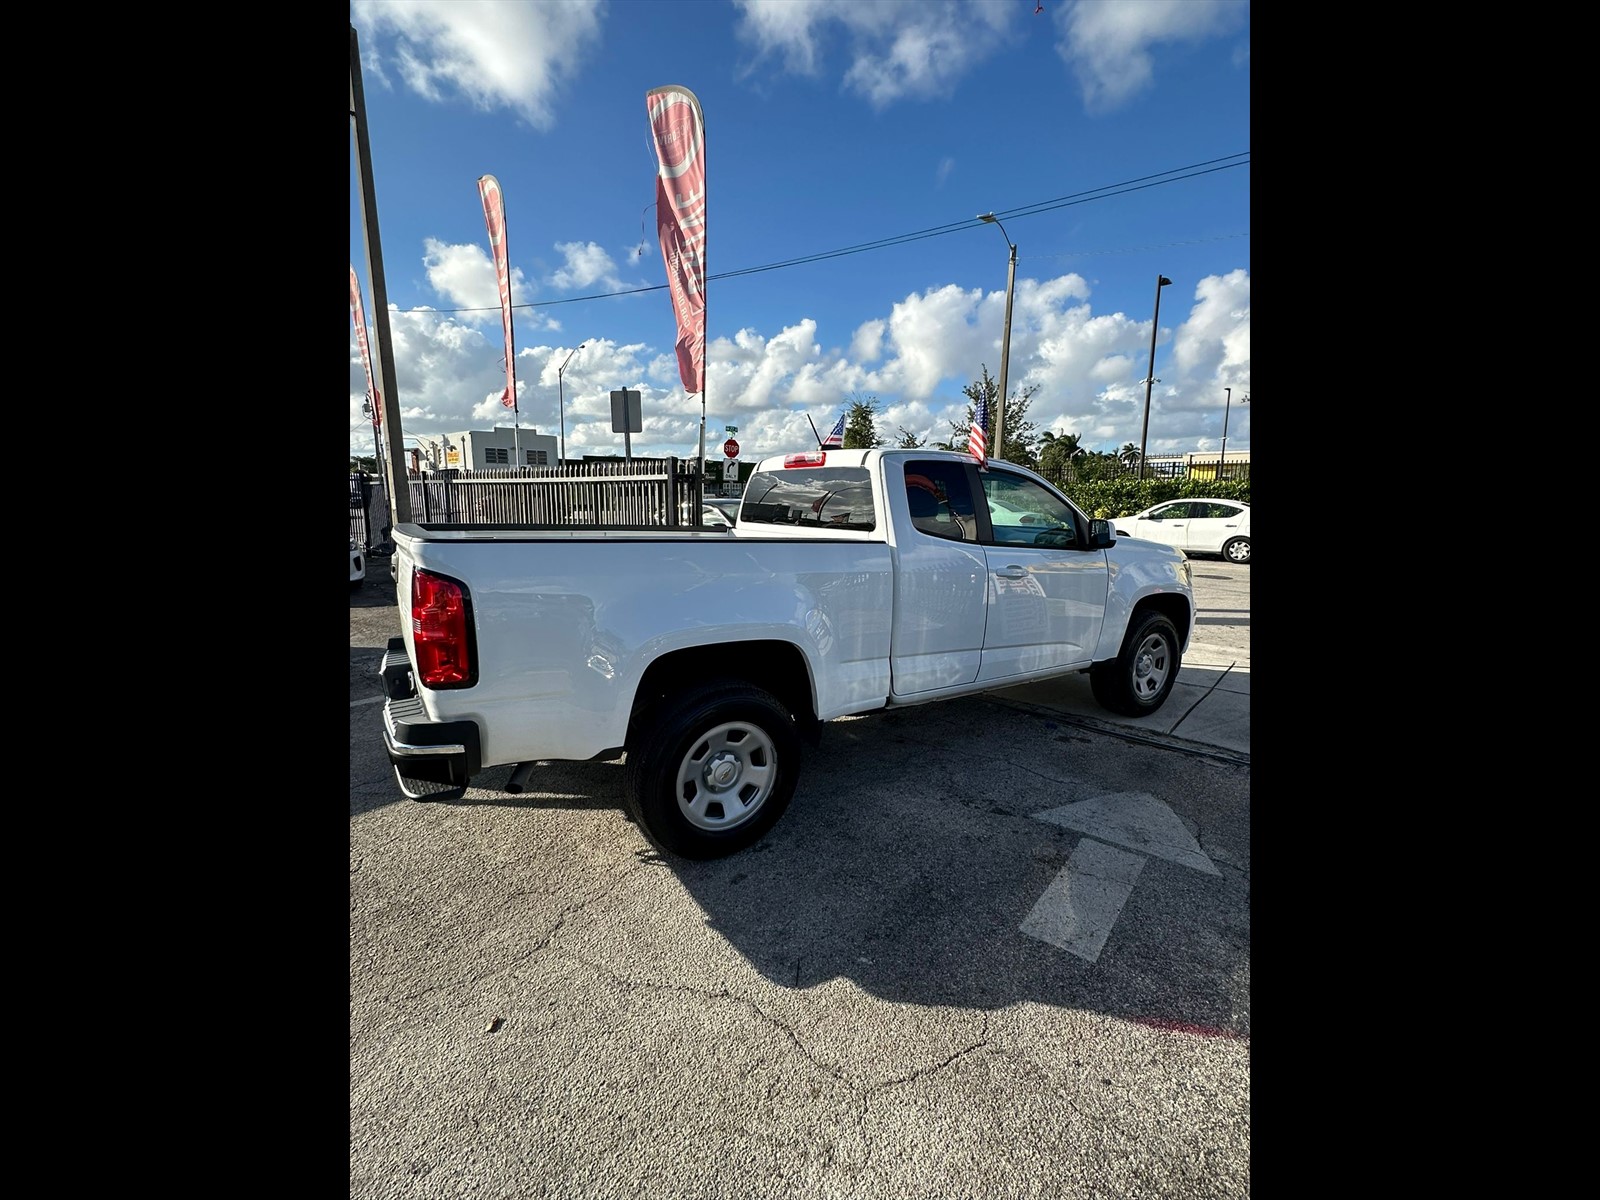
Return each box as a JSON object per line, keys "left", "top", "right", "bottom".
{"left": 976, "top": 469, "right": 1108, "bottom": 683}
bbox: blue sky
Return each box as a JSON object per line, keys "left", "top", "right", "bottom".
{"left": 350, "top": 0, "right": 1250, "bottom": 466}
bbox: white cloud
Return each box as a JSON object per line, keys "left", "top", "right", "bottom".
{"left": 851, "top": 319, "right": 887, "bottom": 363}
{"left": 841, "top": 7, "right": 1009, "bottom": 107}
{"left": 548, "top": 241, "right": 628, "bottom": 292}
{"left": 355, "top": 262, "right": 1250, "bottom": 464}
{"left": 731, "top": 0, "right": 1244, "bottom": 113}
{"left": 1057, "top": 0, "right": 1249, "bottom": 113}
{"left": 350, "top": 0, "right": 606, "bottom": 129}
{"left": 420, "top": 238, "right": 512, "bottom": 319}
{"left": 733, "top": 0, "right": 1009, "bottom": 107}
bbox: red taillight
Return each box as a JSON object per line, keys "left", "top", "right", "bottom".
{"left": 784, "top": 452, "right": 826, "bottom": 468}
{"left": 411, "top": 569, "right": 473, "bottom": 687}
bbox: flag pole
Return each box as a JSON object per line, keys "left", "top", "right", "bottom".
{"left": 805, "top": 414, "right": 823, "bottom": 449}
{"left": 511, "top": 380, "right": 521, "bottom": 470}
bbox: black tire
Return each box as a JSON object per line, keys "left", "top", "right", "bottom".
{"left": 623, "top": 682, "right": 801, "bottom": 859}
{"left": 1222, "top": 536, "right": 1251, "bottom": 564}
{"left": 1089, "top": 610, "right": 1182, "bottom": 716}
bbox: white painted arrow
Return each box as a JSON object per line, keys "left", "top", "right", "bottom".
{"left": 1022, "top": 792, "right": 1218, "bottom": 962}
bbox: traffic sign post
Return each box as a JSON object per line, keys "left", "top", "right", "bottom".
{"left": 611, "top": 389, "right": 642, "bottom": 460}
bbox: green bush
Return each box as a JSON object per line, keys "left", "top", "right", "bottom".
{"left": 1054, "top": 476, "right": 1250, "bottom": 519}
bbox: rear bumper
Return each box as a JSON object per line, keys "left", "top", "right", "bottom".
{"left": 380, "top": 637, "right": 482, "bottom": 797}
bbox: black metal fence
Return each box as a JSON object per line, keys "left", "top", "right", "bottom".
{"left": 350, "top": 474, "right": 378, "bottom": 550}
{"left": 1037, "top": 456, "right": 1252, "bottom": 488}
{"left": 349, "top": 457, "right": 706, "bottom": 550}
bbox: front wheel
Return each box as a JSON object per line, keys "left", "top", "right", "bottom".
{"left": 623, "top": 682, "right": 801, "bottom": 859}
{"left": 1090, "top": 610, "right": 1182, "bottom": 716}
{"left": 1222, "top": 536, "right": 1251, "bottom": 564}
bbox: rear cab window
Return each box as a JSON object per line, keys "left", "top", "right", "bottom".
{"left": 738, "top": 466, "right": 878, "bottom": 532}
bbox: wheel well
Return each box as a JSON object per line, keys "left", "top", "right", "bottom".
{"left": 1132, "top": 592, "right": 1192, "bottom": 649}
{"left": 630, "top": 640, "right": 821, "bottom": 745}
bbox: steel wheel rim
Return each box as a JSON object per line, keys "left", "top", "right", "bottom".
{"left": 1130, "top": 632, "right": 1172, "bottom": 702}
{"left": 675, "top": 720, "right": 778, "bottom": 832}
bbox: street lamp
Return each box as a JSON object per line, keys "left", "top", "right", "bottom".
{"left": 978, "top": 213, "right": 1016, "bottom": 462}
{"left": 557, "top": 342, "right": 586, "bottom": 464}
{"left": 1137, "top": 275, "right": 1173, "bottom": 480}
{"left": 1220, "top": 386, "right": 1232, "bottom": 472}
{"left": 1221, "top": 391, "right": 1249, "bottom": 475}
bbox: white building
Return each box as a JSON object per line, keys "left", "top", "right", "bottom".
{"left": 408, "top": 426, "right": 560, "bottom": 474}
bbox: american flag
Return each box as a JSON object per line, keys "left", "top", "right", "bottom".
{"left": 967, "top": 396, "right": 989, "bottom": 469}
{"left": 821, "top": 412, "right": 845, "bottom": 448}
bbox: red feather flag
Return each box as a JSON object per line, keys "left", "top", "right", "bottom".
{"left": 646, "top": 86, "right": 707, "bottom": 395}
{"left": 477, "top": 175, "right": 518, "bottom": 409}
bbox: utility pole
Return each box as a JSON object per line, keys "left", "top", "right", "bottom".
{"left": 350, "top": 24, "right": 411, "bottom": 523}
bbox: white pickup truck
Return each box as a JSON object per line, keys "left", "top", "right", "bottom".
{"left": 380, "top": 448, "right": 1195, "bottom": 858}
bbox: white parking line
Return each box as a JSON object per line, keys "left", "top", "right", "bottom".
{"left": 351, "top": 695, "right": 385, "bottom": 708}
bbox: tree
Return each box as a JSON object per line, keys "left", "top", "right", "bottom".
{"left": 1036, "top": 430, "right": 1086, "bottom": 477}
{"left": 1117, "top": 443, "right": 1141, "bottom": 471}
{"left": 894, "top": 426, "right": 926, "bottom": 448}
{"left": 942, "top": 364, "right": 1040, "bottom": 467}
{"left": 350, "top": 455, "right": 377, "bottom": 473}
{"left": 842, "top": 392, "right": 884, "bottom": 449}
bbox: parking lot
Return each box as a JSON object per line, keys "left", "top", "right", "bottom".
{"left": 350, "top": 553, "right": 1250, "bottom": 1198}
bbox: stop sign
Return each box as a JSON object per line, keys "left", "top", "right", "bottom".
{"left": 723, "top": 438, "right": 740, "bottom": 459}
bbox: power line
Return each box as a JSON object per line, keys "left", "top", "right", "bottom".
{"left": 400, "top": 152, "right": 1249, "bottom": 315}
{"left": 1028, "top": 230, "right": 1249, "bottom": 262}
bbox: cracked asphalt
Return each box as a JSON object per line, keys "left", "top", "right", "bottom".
{"left": 351, "top": 554, "right": 1250, "bottom": 1198}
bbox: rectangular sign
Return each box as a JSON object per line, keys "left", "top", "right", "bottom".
{"left": 610, "top": 389, "right": 642, "bottom": 433}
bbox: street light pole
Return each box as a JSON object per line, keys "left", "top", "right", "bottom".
{"left": 1137, "top": 274, "right": 1173, "bottom": 480}
{"left": 1220, "top": 386, "right": 1231, "bottom": 472}
{"left": 1231, "top": 394, "right": 1249, "bottom": 476}
{"left": 557, "top": 342, "right": 586, "bottom": 465}
{"left": 979, "top": 213, "right": 1016, "bottom": 462}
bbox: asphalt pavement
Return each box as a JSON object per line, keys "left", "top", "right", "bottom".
{"left": 349, "top": 553, "right": 1251, "bottom": 1198}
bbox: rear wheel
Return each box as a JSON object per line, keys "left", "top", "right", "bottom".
{"left": 1090, "top": 610, "right": 1181, "bottom": 716}
{"left": 1222, "top": 536, "right": 1251, "bottom": 564}
{"left": 623, "top": 682, "right": 801, "bottom": 859}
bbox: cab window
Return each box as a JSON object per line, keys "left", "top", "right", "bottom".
{"left": 738, "top": 467, "right": 877, "bottom": 531}
{"left": 903, "top": 459, "right": 979, "bottom": 542}
{"left": 981, "top": 473, "right": 1080, "bottom": 548}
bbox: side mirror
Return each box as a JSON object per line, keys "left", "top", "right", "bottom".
{"left": 1087, "top": 519, "right": 1116, "bottom": 549}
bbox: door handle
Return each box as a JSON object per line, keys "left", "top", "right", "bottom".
{"left": 995, "top": 567, "right": 1026, "bottom": 579}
